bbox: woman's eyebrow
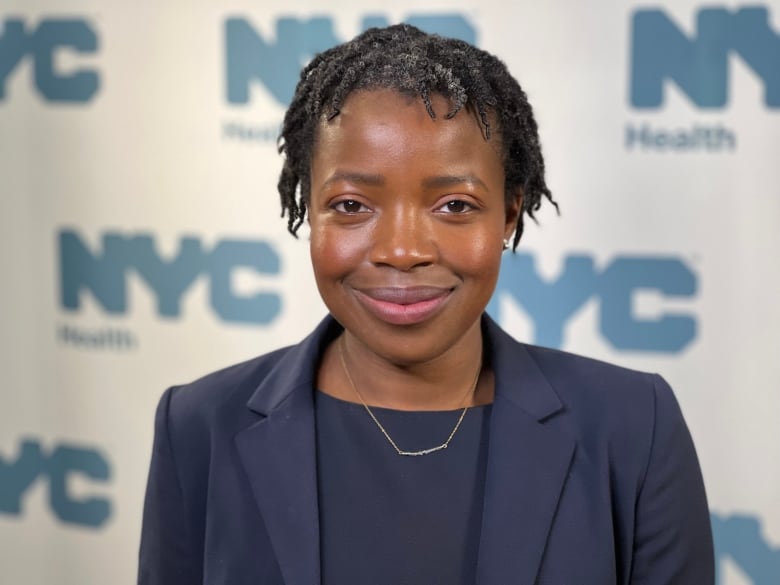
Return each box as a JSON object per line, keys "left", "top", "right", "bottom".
{"left": 422, "top": 174, "right": 488, "bottom": 190}
{"left": 323, "top": 171, "right": 385, "bottom": 187}
{"left": 321, "top": 171, "right": 488, "bottom": 190}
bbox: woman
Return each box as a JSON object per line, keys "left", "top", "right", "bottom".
{"left": 139, "top": 24, "right": 714, "bottom": 584}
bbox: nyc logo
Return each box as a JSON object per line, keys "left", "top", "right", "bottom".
{"left": 712, "top": 514, "right": 780, "bottom": 585}
{"left": 0, "top": 18, "right": 99, "bottom": 102}
{"left": 488, "top": 254, "right": 697, "bottom": 353}
{"left": 630, "top": 5, "right": 780, "bottom": 109}
{"left": 59, "top": 230, "right": 283, "bottom": 325}
{"left": 225, "top": 14, "right": 476, "bottom": 106}
{"left": 0, "top": 438, "right": 111, "bottom": 528}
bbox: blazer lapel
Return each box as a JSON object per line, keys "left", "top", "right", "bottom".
{"left": 476, "top": 318, "right": 576, "bottom": 585}
{"left": 234, "top": 319, "right": 338, "bottom": 585}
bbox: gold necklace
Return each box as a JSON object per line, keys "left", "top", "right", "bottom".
{"left": 337, "top": 338, "right": 482, "bottom": 457}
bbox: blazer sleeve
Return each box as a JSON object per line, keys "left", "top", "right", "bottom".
{"left": 629, "top": 375, "right": 715, "bottom": 584}
{"left": 138, "top": 387, "right": 202, "bottom": 585}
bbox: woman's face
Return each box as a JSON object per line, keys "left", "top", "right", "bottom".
{"left": 308, "top": 89, "right": 519, "bottom": 366}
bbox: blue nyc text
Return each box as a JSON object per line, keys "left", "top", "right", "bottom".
{"left": 60, "top": 230, "right": 697, "bottom": 353}
{"left": 631, "top": 6, "right": 780, "bottom": 108}
{"left": 0, "top": 18, "right": 99, "bottom": 102}
{"left": 59, "top": 230, "right": 282, "bottom": 326}
{"left": 225, "top": 14, "right": 475, "bottom": 106}
{"left": 487, "top": 253, "right": 696, "bottom": 353}
{"left": 712, "top": 514, "right": 780, "bottom": 585}
{"left": 0, "top": 438, "right": 111, "bottom": 528}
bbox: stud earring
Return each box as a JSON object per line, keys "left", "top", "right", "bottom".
{"left": 502, "top": 239, "right": 509, "bottom": 250}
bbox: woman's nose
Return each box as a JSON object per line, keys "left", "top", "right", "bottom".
{"left": 369, "top": 206, "right": 437, "bottom": 271}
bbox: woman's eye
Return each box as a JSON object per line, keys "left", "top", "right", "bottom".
{"left": 333, "top": 199, "right": 369, "bottom": 213}
{"left": 438, "top": 199, "right": 474, "bottom": 213}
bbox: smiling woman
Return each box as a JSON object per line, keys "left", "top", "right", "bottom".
{"left": 139, "top": 24, "right": 714, "bottom": 585}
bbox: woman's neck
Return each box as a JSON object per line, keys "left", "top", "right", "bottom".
{"left": 318, "top": 324, "right": 493, "bottom": 411}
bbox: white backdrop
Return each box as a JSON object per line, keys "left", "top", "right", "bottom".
{"left": 1, "top": 1, "right": 778, "bottom": 583}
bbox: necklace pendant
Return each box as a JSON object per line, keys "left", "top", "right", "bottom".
{"left": 398, "top": 443, "right": 448, "bottom": 457}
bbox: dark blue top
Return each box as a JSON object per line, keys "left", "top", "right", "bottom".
{"left": 315, "top": 391, "right": 492, "bottom": 585}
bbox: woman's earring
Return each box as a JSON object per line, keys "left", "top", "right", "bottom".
{"left": 502, "top": 239, "right": 509, "bottom": 251}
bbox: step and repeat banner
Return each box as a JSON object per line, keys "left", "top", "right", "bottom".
{"left": 1, "top": 0, "right": 778, "bottom": 583}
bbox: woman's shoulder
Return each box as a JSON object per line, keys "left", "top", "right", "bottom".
{"left": 522, "top": 342, "right": 661, "bottom": 391}
{"left": 161, "top": 318, "right": 337, "bottom": 429}
{"left": 171, "top": 345, "right": 293, "bottom": 405}
{"left": 524, "top": 340, "right": 674, "bottom": 411}
{"left": 500, "top": 339, "right": 699, "bottom": 499}
{"left": 488, "top": 319, "right": 682, "bottom": 449}
{"left": 488, "top": 317, "right": 669, "bottom": 412}
{"left": 515, "top": 341, "right": 686, "bottom": 460}
{"left": 157, "top": 344, "right": 301, "bottom": 441}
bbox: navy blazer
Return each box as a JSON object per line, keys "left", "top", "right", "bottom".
{"left": 138, "top": 315, "right": 714, "bottom": 584}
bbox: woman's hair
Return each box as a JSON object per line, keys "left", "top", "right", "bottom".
{"left": 277, "top": 23, "right": 556, "bottom": 250}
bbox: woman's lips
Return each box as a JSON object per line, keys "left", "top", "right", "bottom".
{"left": 353, "top": 286, "right": 453, "bottom": 325}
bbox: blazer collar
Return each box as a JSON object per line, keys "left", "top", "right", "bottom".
{"left": 235, "top": 315, "right": 574, "bottom": 585}
{"left": 234, "top": 317, "right": 338, "bottom": 585}
{"left": 244, "top": 316, "right": 340, "bottom": 416}
{"left": 477, "top": 316, "right": 575, "bottom": 584}
{"left": 483, "top": 314, "right": 564, "bottom": 420}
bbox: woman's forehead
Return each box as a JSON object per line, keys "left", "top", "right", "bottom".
{"left": 309, "top": 89, "right": 507, "bottom": 194}
{"left": 314, "top": 88, "right": 498, "bottom": 150}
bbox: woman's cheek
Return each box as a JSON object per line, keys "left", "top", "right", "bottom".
{"left": 440, "top": 226, "right": 502, "bottom": 278}
{"left": 310, "top": 222, "right": 370, "bottom": 279}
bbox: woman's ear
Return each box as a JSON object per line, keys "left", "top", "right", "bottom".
{"left": 504, "top": 188, "right": 523, "bottom": 242}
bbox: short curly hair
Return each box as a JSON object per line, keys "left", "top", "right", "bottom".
{"left": 277, "top": 23, "right": 556, "bottom": 249}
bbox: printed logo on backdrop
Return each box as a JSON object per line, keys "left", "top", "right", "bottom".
{"left": 487, "top": 254, "right": 698, "bottom": 353}
{"left": 0, "top": 17, "right": 99, "bottom": 102}
{"left": 57, "top": 229, "right": 282, "bottom": 350}
{"left": 711, "top": 514, "right": 780, "bottom": 585}
{"left": 0, "top": 437, "right": 111, "bottom": 529}
{"left": 627, "top": 5, "right": 779, "bottom": 152}
{"left": 221, "top": 13, "right": 476, "bottom": 144}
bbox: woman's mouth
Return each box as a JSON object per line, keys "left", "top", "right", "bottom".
{"left": 353, "top": 286, "right": 453, "bottom": 326}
